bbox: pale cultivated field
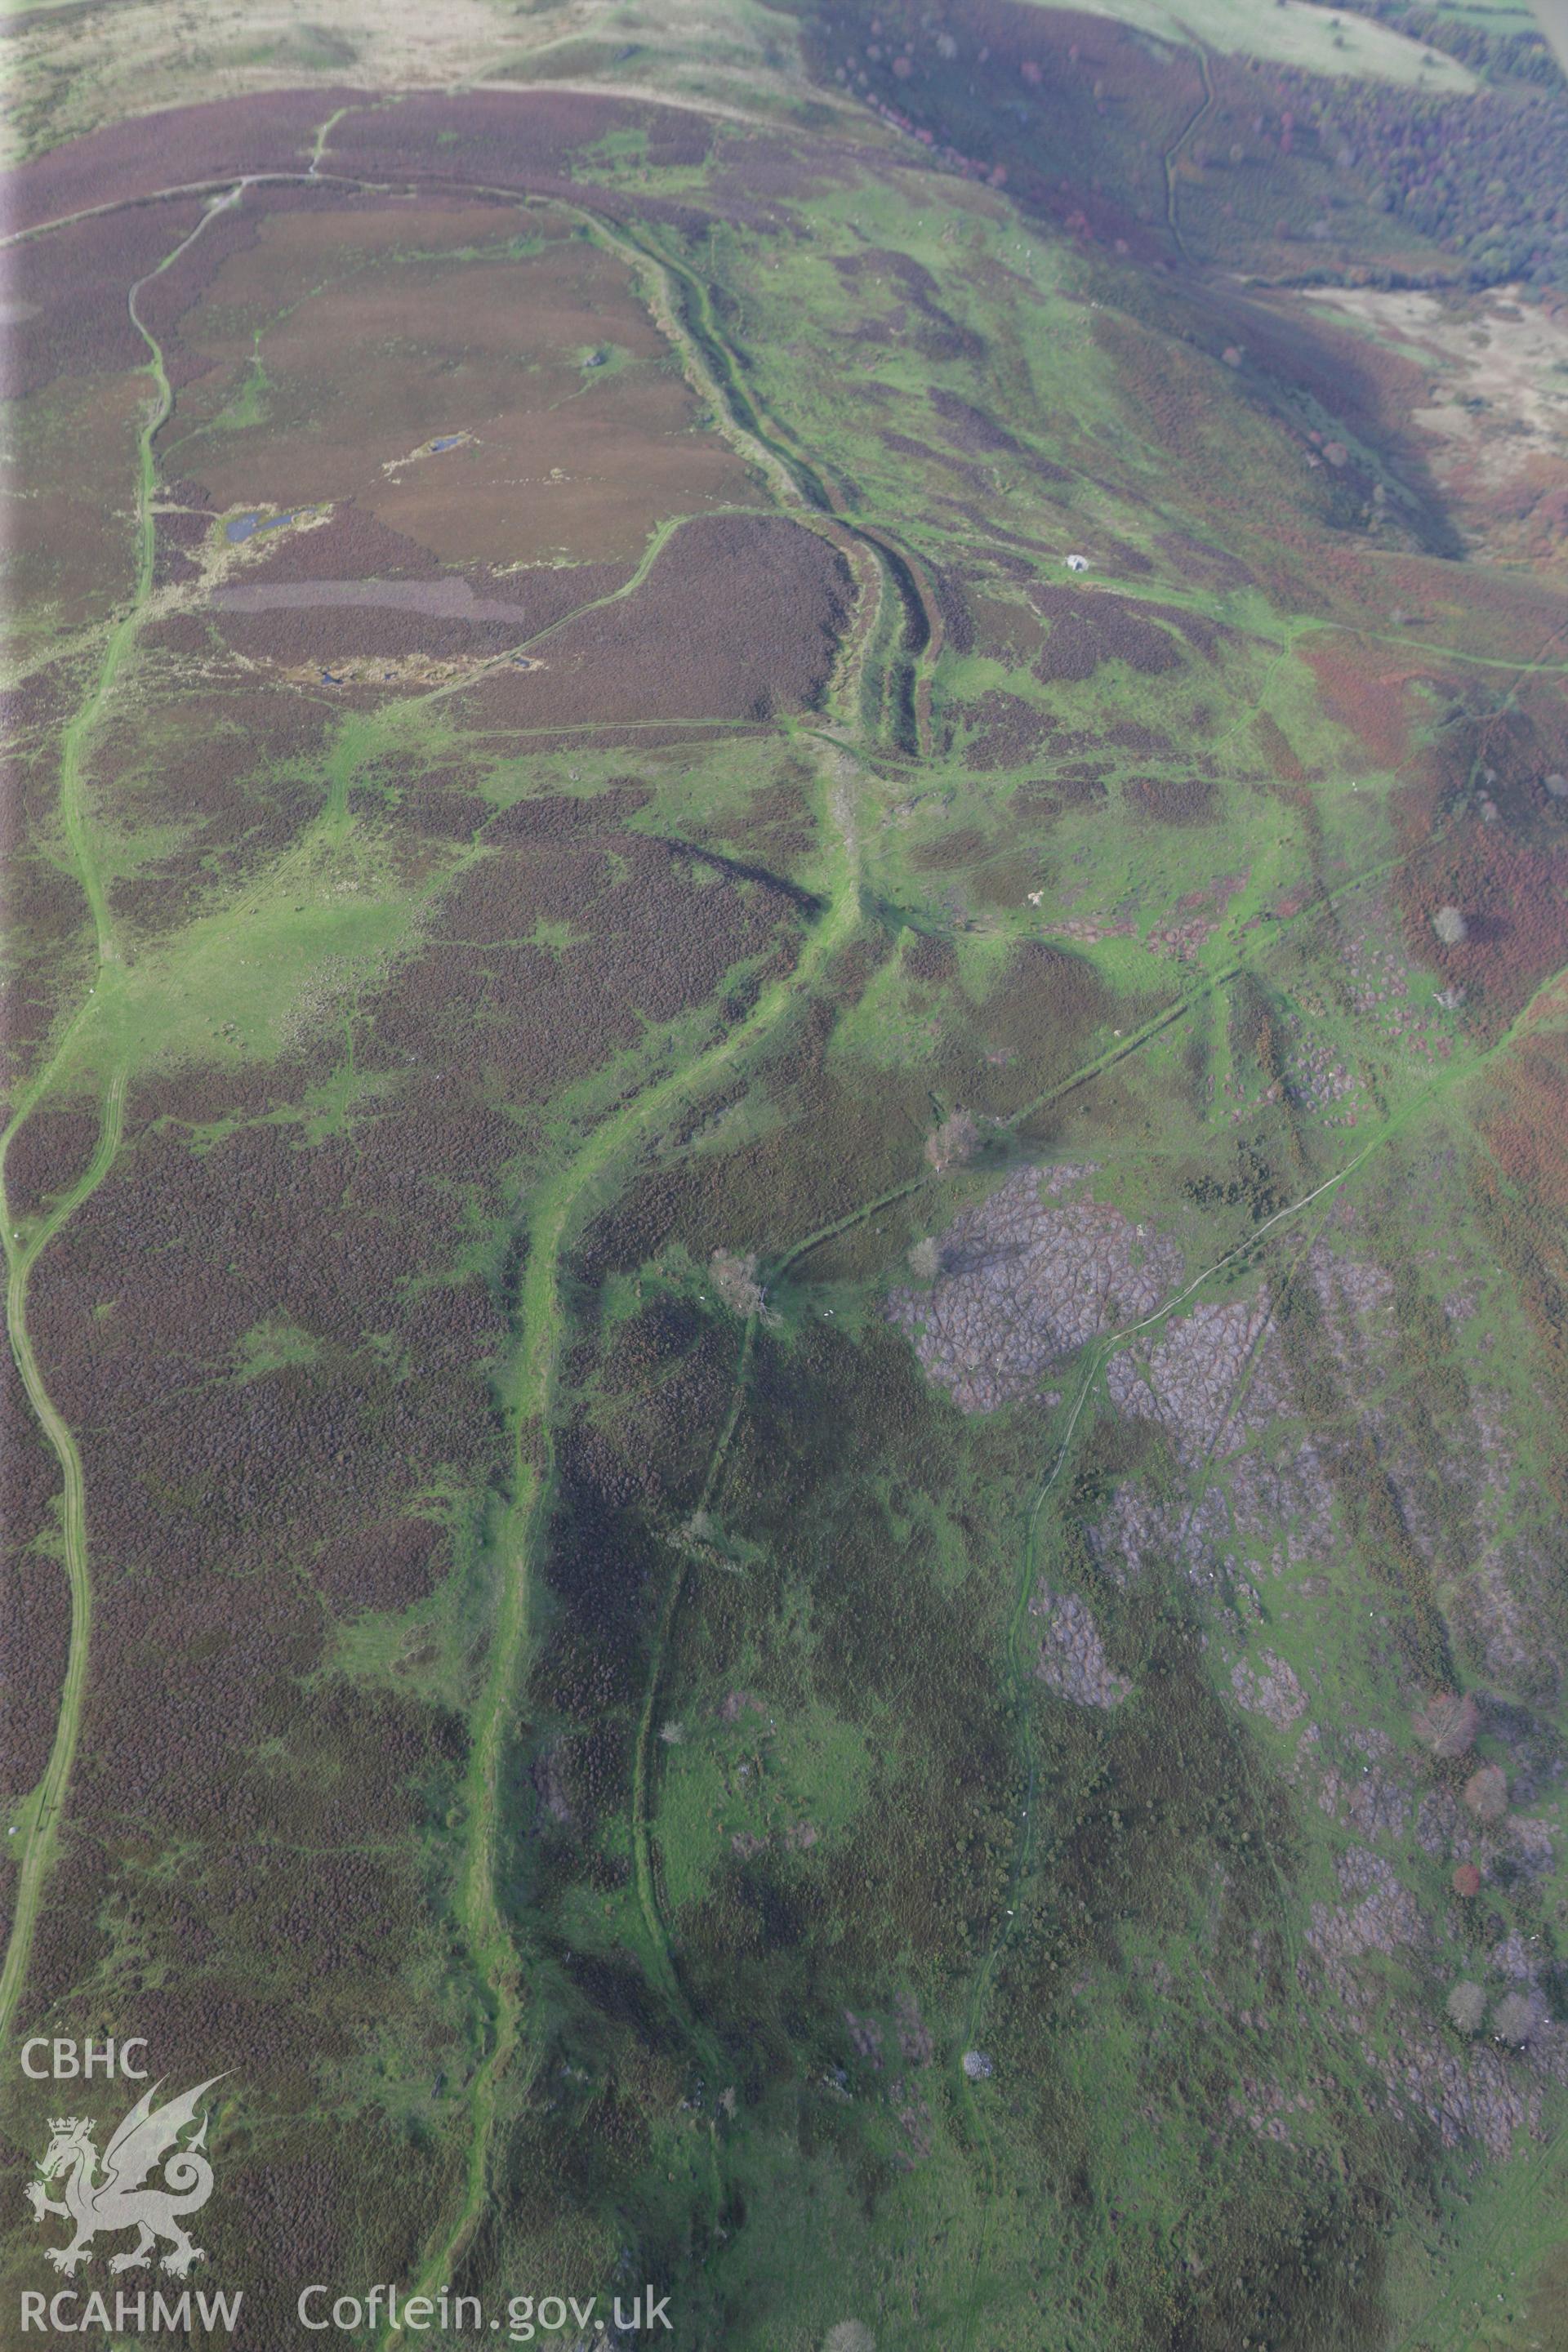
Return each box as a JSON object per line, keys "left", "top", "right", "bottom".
{"left": 1, "top": 0, "right": 862, "bottom": 167}
{"left": 1022, "top": 0, "right": 1477, "bottom": 86}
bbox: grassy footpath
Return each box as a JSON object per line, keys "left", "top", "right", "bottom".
{"left": 389, "top": 733, "right": 865, "bottom": 2337}
{"left": 0, "top": 1068, "right": 125, "bottom": 2047}
{"left": 385, "top": 186, "right": 884, "bottom": 2334}
{"left": 0, "top": 191, "right": 245, "bottom": 2055}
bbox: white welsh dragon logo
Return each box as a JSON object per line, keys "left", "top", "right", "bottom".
{"left": 24, "top": 2077, "right": 225, "bottom": 2278}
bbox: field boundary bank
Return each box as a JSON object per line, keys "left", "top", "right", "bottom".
{"left": 375, "top": 136, "right": 892, "bottom": 2336}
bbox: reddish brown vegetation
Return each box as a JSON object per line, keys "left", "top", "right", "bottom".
{"left": 15, "top": 1557, "right": 466, "bottom": 2327}
{"left": 314, "top": 1517, "right": 448, "bottom": 1616}
{"left": 2, "top": 1099, "right": 100, "bottom": 1223}
{"left": 1155, "top": 531, "right": 1254, "bottom": 593}
{"left": 955, "top": 690, "right": 1059, "bottom": 768}
{"left": 928, "top": 564, "right": 976, "bottom": 658}
{"left": 372, "top": 784, "right": 803, "bottom": 1098}
{"left": 912, "top": 826, "right": 987, "bottom": 871}
{"left": 1475, "top": 688, "right": 1568, "bottom": 827}
{"left": 1393, "top": 819, "right": 1568, "bottom": 1027}
{"left": 1016, "top": 771, "right": 1107, "bottom": 822}
{"left": 4, "top": 203, "right": 207, "bottom": 399}
{"left": 1299, "top": 633, "right": 1423, "bottom": 771}
{"left": 13, "top": 1061, "right": 499, "bottom": 2242}
{"left": 523, "top": 1300, "right": 748, "bottom": 1908}
{"left": 6, "top": 90, "right": 361, "bottom": 232}
{"left": 1125, "top": 773, "right": 1218, "bottom": 826}
{"left": 100, "top": 695, "right": 330, "bottom": 938}
{"left": 702, "top": 124, "right": 857, "bottom": 216}
{"left": 928, "top": 387, "right": 1064, "bottom": 473}
{"left": 724, "top": 772, "right": 817, "bottom": 868}
{"left": 459, "top": 516, "right": 852, "bottom": 730}
{"left": 1088, "top": 314, "right": 1344, "bottom": 599}
{"left": 1250, "top": 711, "right": 1312, "bottom": 789}
{"left": 1030, "top": 585, "right": 1187, "bottom": 683}
{"left": 1104, "top": 724, "right": 1173, "bottom": 757}
{"left": 978, "top": 938, "right": 1108, "bottom": 1060}
{"left": 0, "top": 1353, "right": 68, "bottom": 1796}
{"left": 137, "top": 181, "right": 339, "bottom": 366}
{"left": 903, "top": 933, "right": 958, "bottom": 984}
{"left": 832, "top": 253, "right": 982, "bottom": 365}
{"left": 1, "top": 1551, "right": 69, "bottom": 1797}
{"left": 27, "top": 1137, "right": 506, "bottom": 1587}
{"left": 151, "top": 480, "right": 212, "bottom": 581}
{"left": 325, "top": 88, "right": 711, "bottom": 186}
{"left": 239, "top": 504, "right": 443, "bottom": 582}
{"left": 1464, "top": 1763, "right": 1508, "bottom": 1824}
{"left": 452, "top": 559, "right": 630, "bottom": 620}
{"left": 806, "top": 1, "right": 1190, "bottom": 257}
{"left": 879, "top": 427, "right": 990, "bottom": 492}
{"left": 213, "top": 604, "right": 530, "bottom": 666}
{"left": 1484, "top": 1033, "right": 1568, "bottom": 1214}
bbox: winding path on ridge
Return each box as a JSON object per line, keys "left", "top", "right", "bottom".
{"left": 0, "top": 116, "right": 923, "bottom": 2336}
{"left": 7, "top": 91, "right": 1568, "bottom": 2349}
{"left": 394, "top": 736, "right": 866, "bottom": 2333}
